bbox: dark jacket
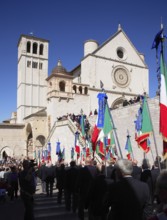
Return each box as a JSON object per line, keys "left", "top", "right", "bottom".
{"left": 105, "top": 176, "right": 153, "bottom": 220}
{"left": 19, "top": 169, "right": 36, "bottom": 195}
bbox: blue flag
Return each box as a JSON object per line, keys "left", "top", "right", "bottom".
{"left": 134, "top": 107, "right": 142, "bottom": 132}
{"left": 151, "top": 28, "right": 163, "bottom": 49}
{"left": 48, "top": 142, "right": 51, "bottom": 153}
{"left": 71, "top": 147, "right": 75, "bottom": 160}
{"left": 56, "top": 141, "right": 61, "bottom": 155}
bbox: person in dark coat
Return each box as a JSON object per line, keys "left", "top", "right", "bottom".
{"left": 56, "top": 163, "right": 66, "bottom": 204}
{"left": 64, "top": 160, "right": 79, "bottom": 212}
{"left": 140, "top": 159, "right": 154, "bottom": 203}
{"left": 19, "top": 160, "right": 36, "bottom": 220}
{"left": 89, "top": 163, "right": 108, "bottom": 220}
{"left": 77, "top": 157, "right": 98, "bottom": 220}
{"left": 44, "top": 162, "right": 55, "bottom": 197}
{"left": 106, "top": 159, "right": 116, "bottom": 181}
{"left": 148, "top": 170, "right": 167, "bottom": 220}
{"left": 132, "top": 159, "right": 142, "bottom": 180}
{"left": 7, "top": 166, "right": 19, "bottom": 200}
{"left": 151, "top": 159, "right": 161, "bottom": 205}
{"left": 104, "top": 159, "right": 153, "bottom": 220}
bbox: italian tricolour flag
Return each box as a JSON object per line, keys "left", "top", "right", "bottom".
{"left": 160, "top": 51, "right": 167, "bottom": 141}
{"left": 160, "top": 51, "right": 167, "bottom": 158}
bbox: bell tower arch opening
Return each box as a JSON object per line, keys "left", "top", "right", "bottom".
{"left": 59, "top": 81, "right": 66, "bottom": 92}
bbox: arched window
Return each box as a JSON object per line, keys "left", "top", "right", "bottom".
{"left": 39, "top": 44, "right": 44, "bottom": 55}
{"left": 59, "top": 81, "right": 65, "bottom": 92}
{"left": 27, "top": 41, "right": 31, "bottom": 53}
{"left": 111, "top": 98, "right": 124, "bottom": 109}
{"left": 73, "top": 85, "right": 77, "bottom": 93}
{"left": 33, "top": 42, "right": 38, "bottom": 54}
{"left": 79, "top": 86, "right": 82, "bottom": 94}
{"left": 84, "top": 87, "right": 88, "bottom": 95}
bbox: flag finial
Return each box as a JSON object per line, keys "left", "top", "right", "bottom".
{"left": 100, "top": 80, "right": 104, "bottom": 92}
{"left": 161, "top": 17, "right": 163, "bottom": 30}
{"left": 118, "top": 23, "right": 122, "bottom": 31}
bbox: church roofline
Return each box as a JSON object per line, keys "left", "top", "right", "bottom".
{"left": 24, "top": 108, "right": 47, "bottom": 120}
{"left": 17, "top": 34, "right": 50, "bottom": 47}
{"left": 70, "top": 64, "right": 81, "bottom": 73}
{"left": 81, "top": 27, "right": 148, "bottom": 68}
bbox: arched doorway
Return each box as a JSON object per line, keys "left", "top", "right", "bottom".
{"left": 0, "top": 146, "right": 13, "bottom": 161}
{"left": 26, "top": 123, "right": 33, "bottom": 159}
{"left": 2, "top": 151, "right": 8, "bottom": 161}
{"left": 35, "top": 135, "right": 46, "bottom": 161}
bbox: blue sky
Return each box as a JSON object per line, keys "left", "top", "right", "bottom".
{"left": 0, "top": 0, "right": 167, "bottom": 122}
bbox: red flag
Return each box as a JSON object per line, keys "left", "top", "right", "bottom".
{"left": 91, "top": 122, "right": 100, "bottom": 151}
{"left": 75, "top": 139, "right": 80, "bottom": 155}
{"left": 126, "top": 153, "right": 132, "bottom": 161}
{"left": 86, "top": 148, "right": 90, "bottom": 157}
{"left": 135, "top": 133, "right": 150, "bottom": 153}
{"left": 163, "top": 140, "right": 167, "bottom": 159}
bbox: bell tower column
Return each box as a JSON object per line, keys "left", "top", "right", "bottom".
{"left": 17, "top": 34, "right": 49, "bottom": 123}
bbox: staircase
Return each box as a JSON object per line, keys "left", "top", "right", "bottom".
{"left": 34, "top": 180, "right": 88, "bottom": 220}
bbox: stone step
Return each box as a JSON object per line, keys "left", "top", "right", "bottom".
{"left": 34, "top": 210, "right": 79, "bottom": 220}
{"left": 33, "top": 184, "right": 88, "bottom": 220}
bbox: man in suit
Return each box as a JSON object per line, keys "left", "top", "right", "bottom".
{"left": 151, "top": 159, "right": 161, "bottom": 205}
{"left": 77, "top": 157, "right": 97, "bottom": 220}
{"left": 132, "top": 159, "right": 142, "bottom": 180}
{"left": 64, "top": 160, "right": 79, "bottom": 212}
{"left": 19, "top": 160, "right": 36, "bottom": 220}
{"left": 104, "top": 159, "right": 153, "bottom": 220}
{"left": 106, "top": 159, "right": 116, "bottom": 181}
{"left": 140, "top": 159, "right": 154, "bottom": 203}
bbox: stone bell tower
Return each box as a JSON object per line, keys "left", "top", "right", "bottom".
{"left": 17, "top": 34, "right": 49, "bottom": 123}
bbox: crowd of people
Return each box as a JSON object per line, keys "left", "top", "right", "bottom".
{"left": 36, "top": 156, "right": 167, "bottom": 220}
{"left": 57, "top": 112, "right": 91, "bottom": 140}
{"left": 1, "top": 155, "right": 167, "bottom": 220}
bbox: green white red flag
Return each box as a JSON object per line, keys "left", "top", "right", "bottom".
{"left": 135, "top": 96, "right": 152, "bottom": 153}
{"left": 152, "top": 27, "right": 167, "bottom": 159}
{"left": 159, "top": 50, "right": 167, "bottom": 142}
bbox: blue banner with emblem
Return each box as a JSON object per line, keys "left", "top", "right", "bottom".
{"left": 97, "top": 93, "right": 107, "bottom": 128}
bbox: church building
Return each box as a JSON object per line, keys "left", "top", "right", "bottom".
{"left": 0, "top": 25, "right": 160, "bottom": 166}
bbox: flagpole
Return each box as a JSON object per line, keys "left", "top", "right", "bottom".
{"left": 100, "top": 81, "right": 110, "bottom": 175}
{"left": 107, "top": 102, "right": 123, "bottom": 159}
{"left": 100, "top": 80, "right": 123, "bottom": 159}
{"left": 127, "top": 130, "right": 134, "bottom": 160}
{"left": 145, "top": 96, "right": 161, "bottom": 171}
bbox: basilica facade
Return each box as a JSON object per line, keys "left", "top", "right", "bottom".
{"left": 0, "top": 25, "right": 158, "bottom": 166}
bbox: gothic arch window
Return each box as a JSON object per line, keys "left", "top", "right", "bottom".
{"left": 84, "top": 87, "right": 88, "bottom": 95}
{"left": 27, "top": 41, "right": 31, "bottom": 53}
{"left": 39, "top": 44, "right": 44, "bottom": 55}
{"left": 79, "top": 86, "right": 82, "bottom": 94}
{"left": 73, "top": 85, "right": 77, "bottom": 93}
{"left": 33, "top": 42, "right": 38, "bottom": 54}
{"left": 59, "top": 81, "right": 65, "bottom": 92}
